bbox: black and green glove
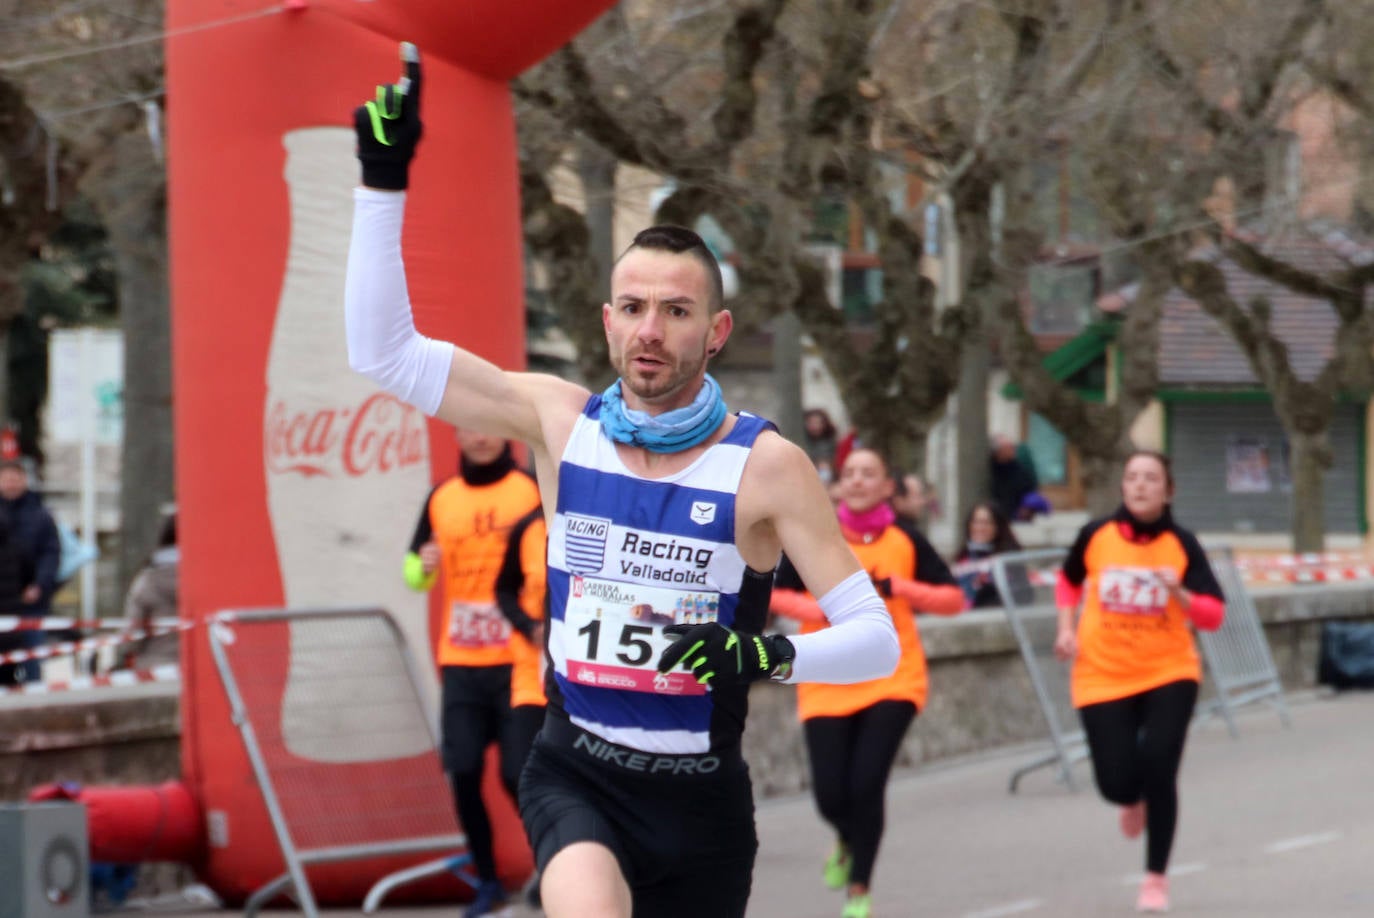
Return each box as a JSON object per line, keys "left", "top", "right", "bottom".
{"left": 353, "top": 41, "right": 423, "bottom": 190}
{"left": 656, "top": 622, "right": 794, "bottom": 687}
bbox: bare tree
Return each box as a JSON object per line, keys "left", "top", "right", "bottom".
{"left": 516, "top": 0, "right": 976, "bottom": 471}
{"left": 519, "top": 0, "right": 1372, "bottom": 547}
{"left": 512, "top": 0, "right": 1193, "bottom": 527}
{"left": 0, "top": 72, "right": 72, "bottom": 417}
{"left": 0, "top": 0, "right": 170, "bottom": 594}
{"left": 1133, "top": 0, "right": 1372, "bottom": 550}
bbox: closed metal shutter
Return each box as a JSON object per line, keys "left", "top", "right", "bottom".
{"left": 1168, "top": 401, "right": 1364, "bottom": 534}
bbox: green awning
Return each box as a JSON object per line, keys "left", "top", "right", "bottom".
{"left": 1001, "top": 320, "right": 1117, "bottom": 399}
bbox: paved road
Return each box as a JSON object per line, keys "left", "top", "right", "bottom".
{"left": 132, "top": 691, "right": 1373, "bottom": 917}
{"left": 752, "top": 690, "right": 1374, "bottom": 918}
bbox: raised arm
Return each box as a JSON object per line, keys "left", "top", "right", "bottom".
{"left": 344, "top": 43, "right": 588, "bottom": 449}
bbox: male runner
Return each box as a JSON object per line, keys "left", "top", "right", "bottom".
{"left": 346, "top": 43, "right": 899, "bottom": 918}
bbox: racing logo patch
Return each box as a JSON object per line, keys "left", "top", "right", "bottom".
{"left": 563, "top": 513, "right": 611, "bottom": 573}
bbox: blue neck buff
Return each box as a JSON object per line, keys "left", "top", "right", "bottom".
{"left": 600, "top": 374, "right": 727, "bottom": 453}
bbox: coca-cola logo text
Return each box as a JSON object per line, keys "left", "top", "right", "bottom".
{"left": 265, "top": 392, "right": 425, "bottom": 477}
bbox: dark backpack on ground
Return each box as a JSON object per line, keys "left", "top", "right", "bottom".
{"left": 1317, "top": 620, "right": 1374, "bottom": 690}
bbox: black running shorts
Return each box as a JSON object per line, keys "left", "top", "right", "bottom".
{"left": 518, "top": 713, "right": 758, "bottom": 918}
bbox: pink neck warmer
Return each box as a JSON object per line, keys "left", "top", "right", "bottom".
{"left": 837, "top": 501, "right": 895, "bottom": 539}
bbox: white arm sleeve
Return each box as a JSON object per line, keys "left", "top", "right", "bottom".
{"left": 344, "top": 188, "right": 455, "bottom": 416}
{"left": 783, "top": 569, "right": 899, "bottom": 684}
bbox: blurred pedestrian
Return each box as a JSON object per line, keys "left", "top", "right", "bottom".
{"left": 0, "top": 516, "right": 33, "bottom": 684}
{"left": 0, "top": 460, "right": 60, "bottom": 684}
{"left": 803, "top": 408, "right": 839, "bottom": 486}
{"left": 952, "top": 501, "right": 1021, "bottom": 608}
{"left": 891, "top": 472, "right": 935, "bottom": 533}
{"left": 989, "top": 435, "right": 1041, "bottom": 521}
{"left": 119, "top": 509, "right": 180, "bottom": 669}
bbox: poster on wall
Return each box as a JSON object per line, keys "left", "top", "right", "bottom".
{"left": 1226, "top": 436, "right": 1272, "bottom": 493}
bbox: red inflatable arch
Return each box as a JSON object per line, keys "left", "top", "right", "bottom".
{"left": 146, "top": 0, "right": 612, "bottom": 905}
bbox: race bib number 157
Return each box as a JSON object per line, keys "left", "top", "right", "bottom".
{"left": 563, "top": 576, "right": 721, "bottom": 695}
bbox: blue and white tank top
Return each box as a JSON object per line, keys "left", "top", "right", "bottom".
{"left": 546, "top": 395, "right": 776, "bottom": 754}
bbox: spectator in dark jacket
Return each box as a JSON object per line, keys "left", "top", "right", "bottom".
{"left": 0, "top": 516, "right": 32, "bottom": 684}
{"left": 0, "top": 460, "right": 61, "bottom": 613}
{"left": 0, "top": 460, "right": 59, "bottom": 683}
{"left": 990, "top": 435, "right": 1043, "bottom": 521}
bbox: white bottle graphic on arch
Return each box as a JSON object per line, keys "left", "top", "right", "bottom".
{"left": 264, "top": 127, "right": 434, "bottom": 761}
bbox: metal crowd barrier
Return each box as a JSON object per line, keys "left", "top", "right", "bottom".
{"left": 989, "top": 548, "right": 1087, "bottom": 793}
{"left": 990, "top": 544, "right": 1291, "bottom": 794}
{"left": 1194, "top": 546, "right": 1292, "bottom": 736}
{"left": 208, "top": 606, "right": 477, "bottom": 918}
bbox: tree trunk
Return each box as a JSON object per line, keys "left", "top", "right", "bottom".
{"left": 771, "top": 312, "right": 803, "bottom": 445}
{"left": 1289, "top": 430, "right": 1330, "bottom": 553}
{"left": 81, "top": 129, "right": 171, "bottom": 602}
{"left": 951, "top": 177, "right": 995, "bottom": 531}
{"left": 519, "top": 166, "right": 608, "bottom": 388}
{"left": 577, "top": 139, "right": 617, "bottom": 301}
{"left": 1081, "top": 450, "right": 1120, "bottom": 518}
{"left": 954, "top": 333, "right": 989, "bottom": 533}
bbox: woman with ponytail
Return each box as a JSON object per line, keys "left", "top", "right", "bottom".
{"left": 771, "top": 447, "right": 965, "bottom": 918}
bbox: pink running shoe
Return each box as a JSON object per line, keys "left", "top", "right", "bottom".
{"left": 1119, "top": 802, "right": 1145, "bottom": 839}
{"left": 1136, "top": 872, "right": 1169, "bottom": 913}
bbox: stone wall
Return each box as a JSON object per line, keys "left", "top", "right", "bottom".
{"left": 3, "top": 582, "right": 1371, "bottom": 819}
{"left": 742, "top": 582, "right": 1374, "bottom": 797}
{"left": 0, "top": 687, "right": 180, "bottom": 800}
{"left": 0, "top": 685, "right": 190, "bottom": 897}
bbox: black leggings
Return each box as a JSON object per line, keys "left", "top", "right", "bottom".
{"left": 803, "top": 699, "right": 916, "bottom": 888}
{"left": 441, "top": 665, "right": 524, "bottom": 882}
{"left": 503, "top": 703, "right": 547, "bottom": 802}
{"left": 1079, "top": 679, "right": 1198, "bottom": 874}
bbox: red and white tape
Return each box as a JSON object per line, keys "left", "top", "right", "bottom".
{"left": 1232, "top": 552, "right": 1374, "bottom": 584}
{"left": 0, "top": 616, "right": 185, "bottom": 633}
{"left": 0, "top": 622, "right": 191, "bottom": 667}
{"left": 1234, "top": 551, "right": 1370, "bottom": 570}
{"left": 1241, "top": 564, "right": 1374, "bottom": 585}
{"left": 0, "top": 663, "right": 181, "bottom": 696}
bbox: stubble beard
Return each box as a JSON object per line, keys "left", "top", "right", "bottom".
{"left": 616, "top": 347, "right": 707, "bottom": 408}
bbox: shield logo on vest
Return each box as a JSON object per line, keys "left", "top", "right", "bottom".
{"left": 564, "top": 513, "right": 611, "bottom": 573}
{"left": 690, "top": 501, "right": 716, "bottom": 525}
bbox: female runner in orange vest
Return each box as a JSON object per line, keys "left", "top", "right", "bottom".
{"left": 771, "top": 447, "right": 965, "bottom": 918}
{"left": 1054, "top": 450, "right": 1225, "bottom": 914}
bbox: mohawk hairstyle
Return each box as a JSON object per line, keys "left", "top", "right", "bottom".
{"left": 619, "top": 224, "right": 726, "bottom": 311}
